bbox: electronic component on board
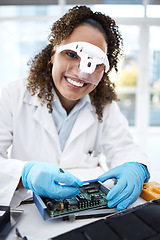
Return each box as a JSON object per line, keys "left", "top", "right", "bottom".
{"left": 87, "top": 189, "right": 99, "bottom": 194}
{"left": 60, "top": 202, "right": 64, "bottom": 211}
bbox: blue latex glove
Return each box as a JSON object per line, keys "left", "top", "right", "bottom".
{"left": 98, "top": 162, "right": 150, "bottom": 211}
{"left": 22, "top": 161, "right": 83, "bottom": 199}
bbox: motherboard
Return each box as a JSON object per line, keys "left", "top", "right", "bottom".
{"left": 41, "top": 181, "right": 108, "bottom": 218}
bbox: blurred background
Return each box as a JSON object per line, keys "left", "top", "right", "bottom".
{"left": 0, "top": 0, "right": 160, "bottom": 173}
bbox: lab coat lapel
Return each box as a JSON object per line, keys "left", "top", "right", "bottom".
{"left": 65, "top": 106, "right": 95, "bottom": 148}
{"left": 33, "top": 105, "right": 59, "bottom": 142}
{"left": 23, "top": 91, "right": 59, "bottom": 144}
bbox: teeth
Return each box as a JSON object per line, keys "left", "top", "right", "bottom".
{"left": 66, "top": 77, "right": 84, "bottom": 87}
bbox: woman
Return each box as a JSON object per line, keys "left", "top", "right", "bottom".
{"left": 0, "top": 5, "right": 150, "bottom": 210}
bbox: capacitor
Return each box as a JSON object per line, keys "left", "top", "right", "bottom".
{"left": 60, "top": 202, "right": 64, "bottom": 211}
{"left": 44, "top": 199, "right": 54, "bottom": 211}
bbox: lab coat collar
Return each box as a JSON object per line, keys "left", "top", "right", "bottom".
{"left": 51, "top": 89, "right": 95, "bottom": 150}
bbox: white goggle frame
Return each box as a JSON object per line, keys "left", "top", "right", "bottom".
{"left": 56, "top": 41, "right": 109, "bottom": 74}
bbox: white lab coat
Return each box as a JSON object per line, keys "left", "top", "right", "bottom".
{"left": 0, "top": 78, "right": 149, "bottom": 206}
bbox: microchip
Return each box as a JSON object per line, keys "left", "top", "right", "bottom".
{"left": 94, "top": 195, "right": 103, "bottom": 200}
{"left": 83, "top": 186, "right": 95, "bottom": 191}
{"left": 87, "top": 189, "right": 99, "bottom": 194}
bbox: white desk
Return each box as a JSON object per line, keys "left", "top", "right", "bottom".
{"left": 6, "top": 167, "right": 158, "bottom": 240}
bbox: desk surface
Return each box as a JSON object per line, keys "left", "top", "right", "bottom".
{"left": 6, "top": 167, "right": 158, "bottom": 240}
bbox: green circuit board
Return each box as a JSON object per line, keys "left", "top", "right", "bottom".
{"left": 41, "top": 181, "right": 108, "bottom": 218}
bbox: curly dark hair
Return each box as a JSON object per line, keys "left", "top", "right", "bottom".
{"left": 27, "top": 5, "right": 123, "bottom": 121}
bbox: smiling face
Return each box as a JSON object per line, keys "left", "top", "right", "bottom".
{"left": 51, "top": 24, "right": 108, "bottom": 112}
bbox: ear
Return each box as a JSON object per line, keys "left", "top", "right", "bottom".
{"left": 51, "top": 54, "right": 54, "bottom": 64}
{"left": 51, "top": 47, "right": 56, "bottom": 64}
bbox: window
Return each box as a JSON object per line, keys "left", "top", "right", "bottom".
{"left": 149, "top": 26, "right": 160, "bottom": 126}
{"left": 0, "top": 5, "right": 58, "bottom": 87}
{"left": 0, "top": 20, "right": 51, "bottom": 87}
{"left": 115, "top": 25, "right": 140, "bottom": 126}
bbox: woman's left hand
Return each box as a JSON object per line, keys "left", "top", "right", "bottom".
{"left": 97, "top": 162, "right": 150, "bottom": 210}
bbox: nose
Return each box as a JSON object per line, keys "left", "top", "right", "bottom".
{"left": 77, "top": 63, "right": 89, "bottom": 76}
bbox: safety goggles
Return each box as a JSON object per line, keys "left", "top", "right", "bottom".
{"left": 56, "top": 42, "right": 109, "bottom": 86}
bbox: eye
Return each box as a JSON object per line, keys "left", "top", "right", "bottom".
{"left": 66, "top": 51, "right": 78, "bottom": 59}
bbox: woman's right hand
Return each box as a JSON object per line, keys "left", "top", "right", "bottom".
{"left": 22, "top": 161, "right": 83, "bottom": 199}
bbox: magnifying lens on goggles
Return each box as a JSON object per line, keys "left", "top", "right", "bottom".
{"left": 56, "top": 42, "right": 110, "bottom": 86}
